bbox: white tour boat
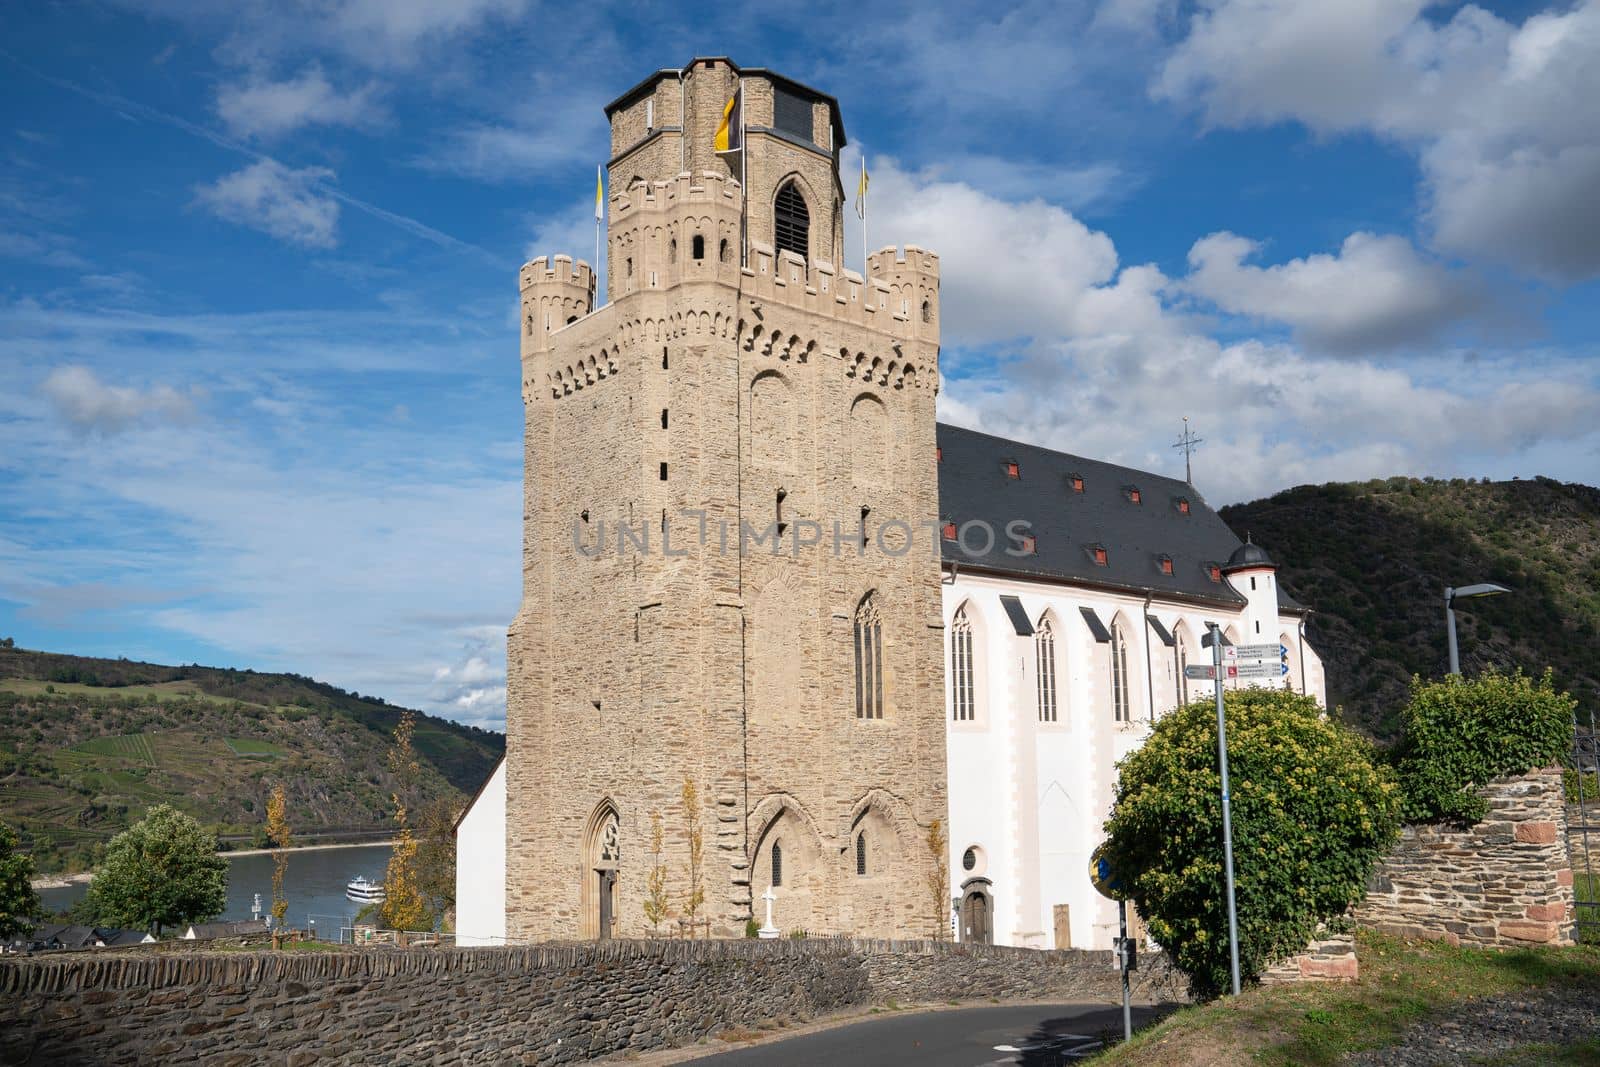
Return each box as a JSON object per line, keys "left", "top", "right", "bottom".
{"left": 345, "top": 876, "right": 386, "bottom": 903}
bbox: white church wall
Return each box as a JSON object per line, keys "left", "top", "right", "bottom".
{"left": 941, "top": 568, "right": 1326, "bottom": 952}
{"left": 454, "top": 758, "right": 507, "bottom": 947}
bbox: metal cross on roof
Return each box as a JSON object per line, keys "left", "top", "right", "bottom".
{"left": 1172, "top": 416, "right": 1204, "bottom": 485}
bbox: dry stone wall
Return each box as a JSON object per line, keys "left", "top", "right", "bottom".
{"left": 0, "top": 939, "right": 1182, "bottom": 1066}
{"left": 1357, "top": 766, "right": 1574, "bottom": 948}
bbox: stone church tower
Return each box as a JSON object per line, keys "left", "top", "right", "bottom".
{"left": 506, "top": 58, "right": 946, "bottom": 941}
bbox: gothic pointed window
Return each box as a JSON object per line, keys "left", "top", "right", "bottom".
{"left": 1035, "top": 616, "right": 1057, "bottom": 723}
{"left": 1111, "top": 619, "right": 1131, "bottom": 723}
{"left": 1174, "top": 628, "right": 1190, "bottom": 708}
{"left": 855, "top": 831, "right": 868, "bottom": 876}
{"left": 854, "top": 593, "right": 884, "bottom": 719}
{"left": 774, "top": 181, "right": 810, "bottom": 262}
{"left": 771, "top": 841, "right": 783, "bottom": 887}
{"left": 951, "top": 605, "right": 975, "bottom": 721}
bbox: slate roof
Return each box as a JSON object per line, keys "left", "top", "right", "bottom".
{"left": 936, "top": 423, "right": 1306, "bottom": 612}
{"left": 184, "top": 920, "right": 268, "bottom": 940}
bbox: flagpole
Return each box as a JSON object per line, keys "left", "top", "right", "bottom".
{"left": 861, "top": 154, "right": 868, "bottom": 278}
{"left": 739, "top": 80, "right": 748, "bottom": 268}
{"left": 595, "top": 164, "right": 603, "bottom": 298}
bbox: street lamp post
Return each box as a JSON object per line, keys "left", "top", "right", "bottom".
{"left": 1445, "top": 583, "right": 1511, "bottom": 675}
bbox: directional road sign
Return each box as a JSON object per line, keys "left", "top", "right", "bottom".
{"left": 1185, "top": 664, "right": 1219, "bottom": 680}
{"left": 1232, "top": 643, "right": 1280, "bottom": 659}
{"left": 1231, "top": 662, "right": 1284, "bottom": 679}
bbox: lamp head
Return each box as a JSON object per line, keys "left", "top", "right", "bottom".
{"left": 1448, "top": 582, "right": 1511, "bottom": 600}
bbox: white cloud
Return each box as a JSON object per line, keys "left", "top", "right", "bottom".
{"left": 840, "top": 151, "right": 1600, "bottom": 502}
{"left": 40, "top": 365, "right": 197, "bottom": 434}
{"left": 311, "top": 0, "right": 531, "bottom": 68}
{"left": 216, "top": 65, "right": 383, "bottom": 139}
{"left": 1156, "top": 0, "right": 1600, "bottom": 280}
{"left": 1183, "top": 230, "right": 1482, "bottom": 350}
{"left": 193, "top": 160, "right": 340, "bottom": 248}
{"left": 843, "top": 150, "right": 1121, "bottom": 345}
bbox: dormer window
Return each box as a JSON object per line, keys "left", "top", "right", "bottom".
{"left": 1176, "top": 497, "right": 1191, "bottom": 515}
{"left": 1005, "top": 461, "right": 1020, "bottom": 479}
{"left": 1069, "top": 474, "right": 1085, "bottom": 493}
{"left": 1208, "top": 564, "right": 1222, "bottom": 582}
{"left": 1125, "top": 486, "right": 1142, "bottom": 504}
{"left": 1158, "top": 555, "right": 1174, "bottom": 576}
{"left": 1091, "top": 545, "right": 1108, "bottom": 566}
{"left": 1019, "top": 534, "right": 1037, "bottom": 555}
{"left": 941, "top": 520, "right": 958, "bottom": 541}
{"left": 936, "top": 446, "right": 943, "bottom": 463}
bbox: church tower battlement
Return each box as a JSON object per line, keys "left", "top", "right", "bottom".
{"left": 505, "top": 59, "right": 946, "bottom": 945}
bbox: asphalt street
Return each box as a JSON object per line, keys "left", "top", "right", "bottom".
{"left": 686, "top": 1002, "right": 1173, "bottom": 1066}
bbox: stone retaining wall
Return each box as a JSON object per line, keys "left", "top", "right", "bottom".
{"left": 1261, "top": 928, "right": 1359, "bottom": 984}
{"left": 0, "top": 938, "right": 1182, "bottom": 1066}
{"left": 1356, "top": 766, "right": 1574, "bottom": 948}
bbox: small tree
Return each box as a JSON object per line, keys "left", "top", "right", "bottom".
{"left": 415, "top": 796, "right": 459, "bottom": 924}
{"left": 265, "top": 783, "right": 291, "bottom": 946}
{"left": 81, "top": 805, "right": 228, "bottom": 935}
{"left": 379, "top": 711, "right": 431, "bottom": 931}
{"left": 1103, "top": 688, "right": 1399, "bottom": 998}
{"left": 643, "top": 810, "right": 671, "bottom": 935}
{"left": 0, "top": 821, "right": 42, "bottom": 941}
{"left": 680, "top": 780, "right": 704, "bottom": 936}
{"left": 1396, "top": 669, "right": 1575, "bottom": 824}
{"left": 924, "top": 818, "right": 949, "bottom": 941}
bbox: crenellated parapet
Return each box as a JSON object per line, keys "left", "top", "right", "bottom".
{"left": 867, "top": 244, "right": 940, "bottom": 345}
{"left": 520, "top": 255, "right": 596, "bottom": 359}
{"left": 606, "top": 171, "right": 746, "bottom": 299}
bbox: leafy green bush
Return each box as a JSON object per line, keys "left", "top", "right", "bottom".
{"left": 1395, "top": 670, "right": 1574, "bottom": 824}
{"left": 1103, "top": 688, "right": 1400, "bottom": 998}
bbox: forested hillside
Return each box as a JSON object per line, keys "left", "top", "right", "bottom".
{"left": 0, "top": 647, "right": 504, "bottom": 872}
{"left": 1222, "top": 476, "right": 1600, "bottom": 740}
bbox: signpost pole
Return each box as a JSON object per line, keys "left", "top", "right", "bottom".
{"left": 1118, "top": 900, "right": 1132, "bottom": 1041}
{"left": 1210, "top": 623, "right": 1243, "bottom": 996}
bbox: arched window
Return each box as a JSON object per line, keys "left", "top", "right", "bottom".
{"left": 1036, "top": 616, "right": 1057, "bottom": 722}
{"left": 1174, "top": 626, "right": 1191, "bottom": 709}
{"left": 854, "top": 594, "right": 884, "bottom": 719}
{"left": 719, "top": 237, "right": 730, "bottom": 263}
{"left": 771, "top": 841, "right": 783, "bottom": 887}
{"left": 692, "top": 234, "right": 705, "bottom": 260}
{"left": 951, "top": 605, "right": 975, "bottom": 721}
{"left": 774, "top": 181, "right": 809, "bottom": 262}
{"left": 1111, "top": 619, "right": 1131, "bottom": 723}
{"left": 855, "top": 832, "right": 867, "bottom": 876}
{"left": 921, "top": 300, "right": 931, "bottom": 323}
{"left": 668, "top": 238, "right": 677, "bottom": 263}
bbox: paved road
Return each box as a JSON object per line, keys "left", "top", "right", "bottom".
{"left": 686, "top": 1002, "right": 1173, "bottom": 1066}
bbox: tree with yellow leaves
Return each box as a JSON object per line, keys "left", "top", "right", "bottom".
{"left": 265, "top": 783, "right": 291, "bottom": 947}
{"left": 680, "top": 780, "right": 704, "bottom": 937}
{"left": 642, "top": 810, "right": 670, "bottom": 935}
{"left": 924, "top": 817, "right": 949, "bottom": 941}
{"left": 379, "top": 711, "right": 431, "bottom": 931}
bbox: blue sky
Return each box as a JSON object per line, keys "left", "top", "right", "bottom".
{"left": 2, "top": 0, "right": 1597, "bottom": 731}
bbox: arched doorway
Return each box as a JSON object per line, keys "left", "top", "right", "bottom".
{"left": 960, "top": 879, "right": 993, "bottom": 944}
{"left": 583, "top": 801, "right": 620, "bottom": 939}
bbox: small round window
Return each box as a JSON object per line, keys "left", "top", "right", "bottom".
{"left": 962, "top": 847, "right": 977, "bottom": 872}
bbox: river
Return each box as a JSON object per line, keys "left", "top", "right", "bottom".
{"left": 38, "top": 843, "right": 394, "bottom": 935}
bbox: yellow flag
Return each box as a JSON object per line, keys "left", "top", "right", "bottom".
{"left": 594, "top": 165, "right": 603, "bottom": 221}
{"left": 714, "top": 87, "right": 743, "bottom": 154}
{"left": 855, "top": 157, "right": 869, "bottom": 219}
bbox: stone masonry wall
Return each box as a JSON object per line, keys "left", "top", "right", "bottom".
{"left": 1261, "top": 928, "right": 1359, "bottom": 984}
{"left": 1356, "top": 766, "right": 1574, "bottom": 948}
{"left": 0, "top": 940, "right": 1181, "bottom": 1066}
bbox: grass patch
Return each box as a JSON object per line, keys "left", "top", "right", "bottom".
{"left": 224, "top": 737, "right": 287, "bottom": 758}
{"left": 1094, "top": 931, "right": 1600, "bottom": 1066}
{"left": 72, "top": 732, "right": 155, "bottom": 765}
{"left": 0, "top": 678, "right": 233, "bottom": 705}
